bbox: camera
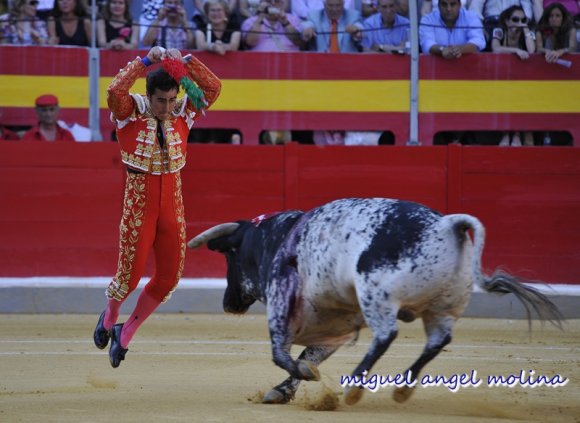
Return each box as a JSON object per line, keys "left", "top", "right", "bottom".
{"left": 265, "top": 6, "right": 281, "bottom": 15}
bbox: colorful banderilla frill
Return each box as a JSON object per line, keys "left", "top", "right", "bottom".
{"left": 161, "top": 57, "right": 209, "bottom": 114}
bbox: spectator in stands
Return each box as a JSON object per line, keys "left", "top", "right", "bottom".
{"left": 292, "top": 0, "right": 356, "bottom": 21}
{"left": 142, "top": 0, "right": 194, "bottom": 48}
{"left": 398, "top": 0, "right": 418, "bottom": 17}
{"left": 360, "top": 0, "right": 378, "bottom": 19}
{"left": 47, "top": 0, "right": 91, "bottom": 46}
{"left": 238, "top": 0, "right": 258, "bottom": 20}
{"left": 22, "top": 94, "right": 75, "bottom": 141}
{"left": 0, "top": 0, "right": 51, "bottom": 45}
{"left": 491, "top": 5, "right": 535, "bottom": 59}
{"left": 195, "top": 0, "right": 240, "bottom": 54}
{"left": 421, "top": 0, "right": 469, "bottom": 16}
{"left": 362, "top": 0, "right": 410, "bottom": 53}
{"left": 194, "top": 0, "right": 238, "bottom": 27}
{"left": 540, "top": 0, "right": 580, "bottom": 19}
{"left": 420, "top": 0, "right": 486, "bottom": 57}
{"left": 241, "top": 0, "right": 302, "bottom": 51}
{"left": 36, "top": 0, "right": 55, "bottom": 19}
{"left": 97, "top": 0, "right": 139, "bottom": 49}
{"left": 492, "top": 5, "right": 535, "bottom": 147}
{"left": 533, "top": 0, "right": 580, "bottom": 23}
{"left": 469, "top": 0, "right": 534, "bottom": 48}
{"left": 302, "top": 0, "right": 362, "bottom": 52}
{"left": 137, "top": 0, "right": 163, "bottom": 43}
{"left": 536, "top": 1, "right": 577, "bottom": 62}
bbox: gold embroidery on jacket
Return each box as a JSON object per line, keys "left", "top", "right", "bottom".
{"left": 121, "top": 117, "right": 186, "bottom": 175}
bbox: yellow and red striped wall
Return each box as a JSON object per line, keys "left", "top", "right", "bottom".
{"left": 1, "top": 46, "right": 579, "bottom": 144}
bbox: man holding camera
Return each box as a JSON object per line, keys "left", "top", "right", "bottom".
{"left": 142, "top": 0, "right": 195, "bottom": 49}
{"left": 241, "top": 0, "right": 303, "bottom": 51}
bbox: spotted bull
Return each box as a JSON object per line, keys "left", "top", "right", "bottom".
{"left": 187, "top": 198, "right": 561, "bottom": 405}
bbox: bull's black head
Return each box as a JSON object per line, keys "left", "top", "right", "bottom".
{"left": 207, "top": 222, "right": 259, "bottom": 314}
{"left": 189, "top": 212, "right": 304, "bottom": 315}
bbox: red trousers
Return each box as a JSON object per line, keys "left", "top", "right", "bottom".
{"left": 106, "top": 171, "right": 186, "bottom": 303}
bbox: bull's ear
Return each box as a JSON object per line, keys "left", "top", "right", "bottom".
{"left": 206, "top": 230, "right": 242, "bottom": 253}
{"left": 206, "top": 221, "right": 247, "bottom": 253}
{"left": 207, "top": 236, "right": 235, "bottom": 253}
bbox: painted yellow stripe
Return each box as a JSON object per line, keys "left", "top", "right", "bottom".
{"left": 1, "top": 76, "right": 90, "bottom": 108}
{"left": 214, "top": 80, "right": 409, "bottom": 112}
{"left": 4, "top": 75, "right": 410, "bottom": 112}
{"left": 2, "top": 75, "right": 580, "bottom": 113}
{"left": 420, "top": 80, "right": 580, "bottom": 113}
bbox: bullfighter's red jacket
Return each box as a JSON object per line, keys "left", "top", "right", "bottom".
{"left": 107, "top": 56, "right": 221, "bottom": 174}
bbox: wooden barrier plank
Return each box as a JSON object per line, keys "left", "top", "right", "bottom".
{"left": 1, "top": 143, "right": 579, "bottom": 283}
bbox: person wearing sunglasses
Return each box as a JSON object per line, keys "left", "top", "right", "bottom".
{"left": 492, "top": 6, "right": 535, "bottom": 60}
{"left": 536, "top": 1, "right": 577, "bottom": 63}
{"left": 492, "top": 5, "right": 535, "bottom": 147}
{"left": 469, "top": 0, "right": 534, "bottom": 49}
{"left": 0, "top": 0, "right": 51, "bottom": 45}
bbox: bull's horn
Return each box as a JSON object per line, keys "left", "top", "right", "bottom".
{"left": 187, "top": 223, "right": 240, "bottom": 249}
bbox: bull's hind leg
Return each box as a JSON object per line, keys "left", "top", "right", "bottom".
{"left": 344, "top": 301, "right": 399, "bottom": 406}
{"left": 263, "top": 344, "right": 341, "bottom": 404}
{"left": 393, "top": 313, "right": 453, "bottom": 403}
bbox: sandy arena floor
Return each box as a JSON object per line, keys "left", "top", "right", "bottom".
{"left": 0, "top": 313, "right": 578, "bottom": 423}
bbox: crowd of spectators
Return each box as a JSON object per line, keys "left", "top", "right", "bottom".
{"left": 0, "top": 0, "right": 578, "bottom": 144}
{"left": 1, "top": 0, "right": 577, "bottom": 53}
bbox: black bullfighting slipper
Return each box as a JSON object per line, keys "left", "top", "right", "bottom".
{"left": 93, "top": 310, "right": 110, "bottom": 350}
{"left": 109, "top": 323, "right": 128, "bottom": 368}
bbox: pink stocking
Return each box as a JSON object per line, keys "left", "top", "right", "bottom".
{"left": 104, "top": 298, "right": 122, "bottom": 330}
{"left": 120, "top": 291, "right": 161, "bottom": 348}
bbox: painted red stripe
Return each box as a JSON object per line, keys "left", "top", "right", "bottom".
{"left": 3, "top": 46, "right": 89, "bottom": 76}
{"left": 99, "top": 50, "right": 411, "bottom": 80}
{"left": 420, "top": 54, "right": 580, "bottom": 81}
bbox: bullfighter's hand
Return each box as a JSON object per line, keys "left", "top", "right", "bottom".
{"left": 165, "top": 48, "right": 182, "bottom": 61}
{"left": 147, "top": 46, "right": 166, "bottom": 63}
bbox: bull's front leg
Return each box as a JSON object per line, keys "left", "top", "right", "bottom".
{"left": 269, "top": 327, "right": 321, "bottom": 382}
{"left": 263, "top": 345, "right": 340, "bottom": 404}
{"left": 266, "top": 247, "right": 321, "bottom": 381}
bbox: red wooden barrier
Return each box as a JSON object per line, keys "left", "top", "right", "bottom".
{"left": 1, "top": 143, "right": 579, "bottom": 284}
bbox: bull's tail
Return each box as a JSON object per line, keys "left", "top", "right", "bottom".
{"left": 448, "top": 214, "right": 563, "bottom": 330}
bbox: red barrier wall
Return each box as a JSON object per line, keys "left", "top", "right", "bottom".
{"left": 1, "top": 143, "right": 579, "bottom": 284}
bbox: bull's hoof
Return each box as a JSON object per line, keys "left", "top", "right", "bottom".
{"left": 393, "top": 385, "right": 415, "bottom": 403}
{"left": 263, "top": 388, "right": 291, "bottom": 404}
{"left": 297, "top": 360, "right": 320, "bottom": 381}
{"left": 344, "top": 386, "right": 364, "bottom": 405}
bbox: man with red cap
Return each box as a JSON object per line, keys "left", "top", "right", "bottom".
{"left": 22, "top": 94, "right": 75, "bottom": 142}
{"left": 92, "top": 46, "right": 221, "bottom": 368}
